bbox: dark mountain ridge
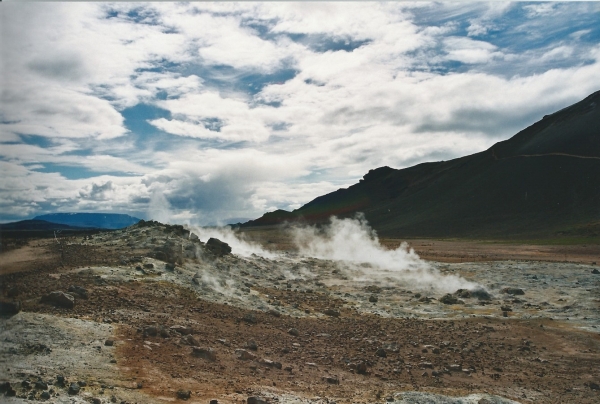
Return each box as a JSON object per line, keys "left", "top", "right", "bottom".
{"left": 33, "top": 213, "right": 141, "bottom": 230}
{"left": 243, "top": 90, "right": 600, "bottom": 239}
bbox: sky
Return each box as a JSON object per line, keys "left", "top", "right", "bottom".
{"left": 1, "top": 2, "right": 599, "bottom": 225}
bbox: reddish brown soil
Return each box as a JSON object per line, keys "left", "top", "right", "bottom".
{"left": 393, "top": 239, "right": 600, "bottom": 264}
{"left": 1, "top": 238, "right": 600, "bottom": 403}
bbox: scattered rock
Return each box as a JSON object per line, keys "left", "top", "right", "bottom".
{"left": 288, "top": 328, "right": 299, "bottom": 336}
{"left": 323, "top": 375, "right": 339, "bottom": 384}
{"left": 41, "top": 391, "right": 51, "bottom": 400}
{"left": 376, "top": 348, "right": 387, "bottom": 357}
{"left": 171, "top": 325, "right": 193, "bottom": 335}
{"left": 192, "top": 346, "right": 217, "bottom": 361}
{"left": 210, "top": 400, "right": 218, "bottom": 404}
{"left": 243, "top": 313, "right": 257, "bottom": 324}
{"left": 356, "top": 361, "right": 368, "bottom": 374}
{"left": 245, "top": 340, "right": 258, "bottom": 351}
{"left": 323, "top": 308, "right": 340, "bottom": 317}
{"left": 267, "top": 309, "right": 281, "bottom": 317}
{"left": 105, "top": 339, "right": 114, "bottom": 346}
{"left": 455, "top": 289, "right": 471, "bottom": 298}
{"left": 369, "top": 295, "right": 378, "bottom": 303}
{"left": 470, "top": 287, "right": 492, "bottom": 300}
{"left": 177, "top": 389, "right": 191, "bottom": 400}
{"left": 439, "top": 294, "right": 459, "bottom": 305}
{"left": 247, "top": 396, "right": 268, "bottom": 404}
{"left": 586, "top": 381, "right": 599, "bottom": 390}
{"left": 35, "top": 380, "right": 48, "bottom": 390}
{"left": 235, "top": 349, "right": 257, "bottom": 361}
{"left": 143, "top": 325, "right": 158, "bottom": 337}
{"left": 500, "top": 306, "right": 512, "bottom": 312}
{"left": 68, "top": 285, "right": 89, "bottom": 299}
{"left": 592, "top": 269, "right": 600, "bottom": 274}
{"left": 0, "top": 300, "right": 21, "bottom": 315}
{"left": 180, "top": 334, "right": 199, "bottom": 346}
{"left": 365, "top": 285, "right": 382, "bottom": 293}
{"left": 41, "top": 291, "right": 75, "bottom": 308}
{"left": 0, "top": 382, "right": 16, "bottom": 396}
{"left": 501, "top": 287, "right": 525, "bottom": 295}
{"left": 68, "top": 383, "right": 80, "bottom": 395}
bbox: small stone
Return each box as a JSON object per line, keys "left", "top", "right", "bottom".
{"left": 210, "top": 400, "right": 218, "bottom": 404}
{"left": 235, "top": 349, "right": 257, "bottom": 361}
{"left": 68, "top": 383, "right": 80, "bottom": 395}
{"left": 67, "top": 285, "right": 89, "bottom": 299}
{"left": 170, "top": 325, "right": 193, "bottom": 335}
{"left": 323, "top": 375, "right": 339, "bottom": 384}
{"left": 247, "top": 396, "right": 268, "bottom": 404}
{"left": 500, "top": 287, "right": 525, "bottom": 295}
{"left": 35, "top": 380, "right": 48, "bottom": 390}
{"left": 245, "top": 340, "right": 258, "bottom": 351}
{"left": 288, "top": 328, "right": 299, "bottom": 336}
{"left": 592, "top": 269, "right": 600, "bottom": 274}
{"left": 439, "top": 294, "right": 459, "bottom": 305}
{"left": 323, "top": 309, "right": 340, "bottom": 317}
{"left": 369, "top": 295, "right": 378, "bottom": 303}
{"left": 243, "top": 313, "right": 257, "bottom": 324}
{"left": 375, "top": 348, "right": 387, "bottom": 358}
{"left": 192, "top": 346, "right": 217, "bottom": 361}
{"left": 0, "top": 300, "right": 21, "bottom": 315}
{"left": 143, "top": 326, "right": 158, "bottom": 337}
{"left": 105, "top": 339, "right": 114, "bottom": 346}
{"left": 41, "top": 391, "right": 51, "bottom": 400}
{"left": 40, "top": 291, "right": 75, "bottom": 309}
{"left": 56, "top": 375, "right": 65, "bottom": 385}
{"left": 177, "top": 389, "right": 191, "bottom": 400}
{"left": 92, "top": 398, "right": 102, "bottom": 404}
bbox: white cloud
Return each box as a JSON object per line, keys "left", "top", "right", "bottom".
{"left": 1, "top": 2, "right": 599, "bottom": 224}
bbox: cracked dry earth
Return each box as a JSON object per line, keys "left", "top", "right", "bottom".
{"left": 1, "top": 221, "right": 599, "bottom": 404}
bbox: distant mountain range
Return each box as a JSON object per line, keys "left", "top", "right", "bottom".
{"left": 33, "top": 213, "right": 141, "bottom": 230}
{"left": 0, "top": 219, "right": 86, "bottom": 231}
{"left": 33, "top": 213, "right": 140, "bottom": 229}
{"left": 243, "top": 90, "right": 600, "bottom": 240}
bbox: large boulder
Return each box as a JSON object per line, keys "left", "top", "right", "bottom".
{"left": 41, "top": 291, "right": 75, "bottom": 309}
{"left": 206, "top": 238, "right": 232, "bottom": 257}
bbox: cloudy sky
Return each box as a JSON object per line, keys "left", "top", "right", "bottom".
{"left": 1, "top": 2, "right": 599, "bottom": 225}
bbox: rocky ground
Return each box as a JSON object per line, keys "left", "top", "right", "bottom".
{"left": 1, "top": 220, "right": 599, "bottom": 403}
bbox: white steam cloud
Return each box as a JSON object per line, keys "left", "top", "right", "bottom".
{"left": 291, "top": 215, "right": 482, "bottom": 294}
{"left": 189, "top": 224, "right": 277, "bottom": 258}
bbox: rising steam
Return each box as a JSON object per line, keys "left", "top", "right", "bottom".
{"left": 291, "top": 214, "right": 482, "bottom": 294}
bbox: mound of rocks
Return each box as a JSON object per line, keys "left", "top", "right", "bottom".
{"left": 206, "top": 238, "right": 232, "bottom": 257}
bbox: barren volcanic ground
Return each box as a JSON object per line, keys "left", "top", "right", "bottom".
{"left": 1, "top": 221, "right": 599, "bottom": 404}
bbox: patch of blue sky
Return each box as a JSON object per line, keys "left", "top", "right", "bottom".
{"left": 17, "top": 134, "right": 56, "bottom": 148}
{"left": 489, "top": 5, "right": 600, "bottom": 53}
{"left": 104, "top": 5, "right": 161, "bottom": 26}
{"left": 30, "top": 163, "right": 131, "bottom": 180}
{"left": 122, "top": 103, "right": 171, "bottom": 137}
{"left": 179, "top": 63, "right": 298, "bottom": 98}
{"left": 286, "top": 33, "right": 371, "bottom": 53}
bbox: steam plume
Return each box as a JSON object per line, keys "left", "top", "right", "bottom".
{"left": 291, "top": 215, "right": 482, "bottom": 294}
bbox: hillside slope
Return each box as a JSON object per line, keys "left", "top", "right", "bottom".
{"left": 244, "top": 90, "right": 600, "bottom": 239}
